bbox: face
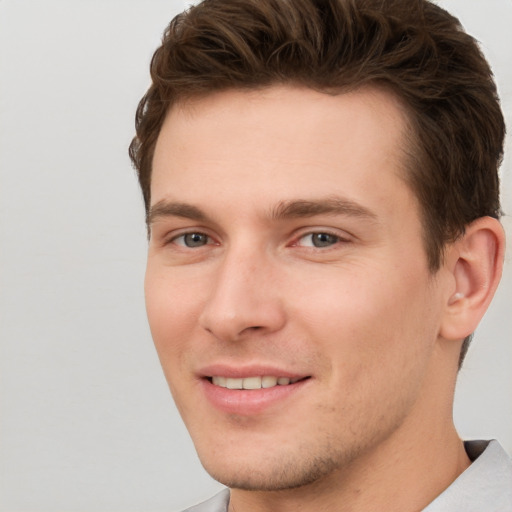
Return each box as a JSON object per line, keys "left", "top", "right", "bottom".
{"left": 146, "top": 86, "right": 451, "bottom": 491}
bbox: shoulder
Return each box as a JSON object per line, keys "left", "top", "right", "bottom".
{"left": 181, "top": 489, "right": 230, "bottom": 512}
{"left": 423, "top": 440, "right": 512, "bottom": 511}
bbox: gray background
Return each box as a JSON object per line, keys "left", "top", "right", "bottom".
{"left": 0, "top": 1, "right": 511, "bottom": 511}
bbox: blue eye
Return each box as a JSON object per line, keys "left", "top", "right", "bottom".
{"left": 174, "top": 232, "right": 210, "bottom": 247}
{"left": 299, "top": 232, "right": 340, "bottom": 248}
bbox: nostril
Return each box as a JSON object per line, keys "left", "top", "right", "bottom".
{"left": 241, "top": 325, "right": 264, "bottom": 335}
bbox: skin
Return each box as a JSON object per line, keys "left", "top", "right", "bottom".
{"left": 145, "top": 86, "right": 501, "bottom": 512}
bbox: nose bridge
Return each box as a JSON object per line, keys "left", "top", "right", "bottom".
{"left": 199, "top": 242, "right": 285, "bottom": 341}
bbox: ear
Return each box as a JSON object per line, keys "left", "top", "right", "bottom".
{"left": 440, "top": 216, "right": 505, "bottom": 341}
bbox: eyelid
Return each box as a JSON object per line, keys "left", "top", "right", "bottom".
{"left": 162, "top": 227, "right": 219, "bottom": 248}
{"left": 291, "top": 227, "right": 352, "bottom": 244}
{"left": 154, "top": 224, "right": 353, "bottom": 250}
{"left": 172, "top": 233, "right": 212, "bottom": 247}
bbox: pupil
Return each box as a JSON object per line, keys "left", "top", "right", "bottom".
{"left": 313, "top": 233, "right": 337, "bottom": 247}
{"left": 185, "top": 233, "right": 207, "bottom": 247}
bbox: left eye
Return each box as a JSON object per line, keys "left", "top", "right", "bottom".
{"left": 297, "top": 232, "right": 341, "bottom": 248}
{"left": 173, "top": 232, "right": 211, "bottom": 248}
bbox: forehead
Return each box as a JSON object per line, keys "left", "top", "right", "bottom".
{"left": 151, "top": 86, "right": 414, "bottom": 219}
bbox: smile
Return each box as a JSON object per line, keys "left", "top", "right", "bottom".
{"left": 210, "top": 376, "right": 305, "bottom": 390}
{"left": 201, "top": 373, "right": 311, "bottom": 414}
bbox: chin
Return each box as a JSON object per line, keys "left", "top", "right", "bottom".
{"left": 197, "top": 441, "right": 353, "bottom": 491}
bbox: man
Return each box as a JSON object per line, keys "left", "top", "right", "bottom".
{"left": 129, "top": 0, "right": 512, "bottom": 510}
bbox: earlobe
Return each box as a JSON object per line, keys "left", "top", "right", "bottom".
{"left": 440, "top": 216, "right": 505, "bottom": 341}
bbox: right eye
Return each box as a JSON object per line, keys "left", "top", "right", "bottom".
{"left": 296, "top": 232, "right": 342, "bottom": 248}
{"left": 172, "top": 232, "right": 212, "bottom": 248}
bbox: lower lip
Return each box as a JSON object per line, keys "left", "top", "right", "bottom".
{"left": 200, "top": 378, "right": 309, "bottom": 416}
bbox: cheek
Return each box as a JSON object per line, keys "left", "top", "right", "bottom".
{"left": 289, "top": 264, "right": 436, "bottom": 373}
{"left": 144, "top": 267, "right": 202, "bottom": 363}
{"left": 144, "top": 269, "right": 204, "bottom": 417}
{"left": 293, "top": 274, "right": 436, "bottom": 429}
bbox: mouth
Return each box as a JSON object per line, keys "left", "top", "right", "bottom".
{"left": 207, "top": 375, "right": 309, "bottom": 390}
{"left": 198, "top": 364, "right": 312, "bottom": 415}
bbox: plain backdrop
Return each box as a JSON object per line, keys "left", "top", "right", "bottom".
{"left": 0, "top": 1, "right": 511, "bottom": 511}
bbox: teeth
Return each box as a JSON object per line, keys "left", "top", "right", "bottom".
{"left": 211, "top": 376, "right": 301, "bottom": 390}
{"left": 226, "top": 378, "right": 243, "bottom": 389}
{"left": 243, "top": 376, "right": 262, "bottom": 390}
{"left": 261, "top": 376, "right": 277, "bottom": 388}
{"left": 213, "top": 376, "right": 226, "bottom": 387}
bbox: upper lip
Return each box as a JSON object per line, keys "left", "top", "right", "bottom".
{"left": 198, "top": 363, "right": 309, "bottom": 379}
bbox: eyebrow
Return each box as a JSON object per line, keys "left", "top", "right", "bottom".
{"left": 147, "top": 200, "right": 208, "bottom": 226}
{"left": 269, "top": 197, "right": 378, "bottom": 222}
{"left": 147, "top": 196, "right": 378, "bottom": 227}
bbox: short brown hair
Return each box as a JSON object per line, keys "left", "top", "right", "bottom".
{"left": 129, "top": 0, "right": 505, "bottom": 364}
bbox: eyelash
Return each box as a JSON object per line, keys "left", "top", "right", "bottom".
{"left": 165, "top": 229, "right": 349, "bottom": 250}
{"left": 168, "top": 231, "right": 216, "bottom": 248}
{"left": 293, "top": 231, "right": 348, "bottom": 249}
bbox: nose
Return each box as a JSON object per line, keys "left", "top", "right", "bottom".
{"left": 198, "top": 247, "right": 286, "bottom": 342}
